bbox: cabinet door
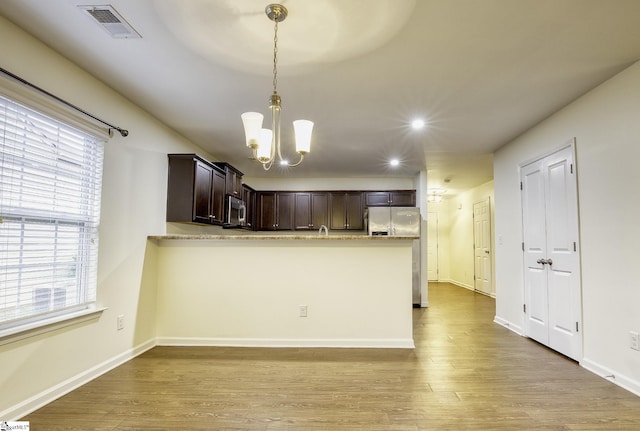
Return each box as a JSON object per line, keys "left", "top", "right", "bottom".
{"left": 257, "top": 192, "right": 276, "bottom": 230}
{"left": 193, "top": 160, "right": 213, "bottom": 224}
{"left": 365, "top": 192, "right": 390, "bottom": 207}
{"left": 329, "top": 192, "right": 347, "bottom": 230}
{"left": 310, "top": 192, "right": 329, "bottom": 229}
{"left": 225, "top": 168, "right": 243, "bottom": 197}
{"left": 211, "top": 168, "right": 226, "bottom": 223}
{"left": 235, "top": 175, "right": 243, "bottom": 197}
{"left": 242, "top": 185, "right": 255, "bottom": 229}
{"left": 294, "top": 193, "right": 312, "bottom": 230}
{"left": 345, "top": 192, "right": 364, "bottom": 230}
{"left": 276, "top": 192, "right": 295, "bottom": 230}
{"left": 365, "top": 191, "right": 416, "bottom": 207}
{"left": 389, "top": 191, "right": 415, "bottom": 206}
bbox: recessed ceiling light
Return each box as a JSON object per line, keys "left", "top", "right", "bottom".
{"left": 390, "top": 159, "right": 400, "bottom": 167}
{"left": 411, "top": 119, "right": 425, "bottom": 130}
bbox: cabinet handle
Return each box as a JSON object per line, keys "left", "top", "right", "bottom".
{"left": 209, "top": 215, "right": 215, "bottom": 219}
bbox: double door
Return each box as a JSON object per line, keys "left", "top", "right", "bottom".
{"left": 294, "top": 192, "right": 329, "bottom": 230}
{"left": 329, "top": 192, "right": 363, "bottom": 230}
{"left": 521, "top": 144, "right": 582, "bottom": 360}
{"left": 257, "top": 192, "right": 294, "bottom": 230}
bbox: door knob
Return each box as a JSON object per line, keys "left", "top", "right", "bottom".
{"left": 536, "top": 259, "right": 545, "bottom": 265}
{"left": 484, "top": 250, "right": 490, "bottom": 254}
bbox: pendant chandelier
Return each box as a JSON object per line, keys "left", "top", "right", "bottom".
{"left": 241, "top": 4, "right": 314, "bottom": 170}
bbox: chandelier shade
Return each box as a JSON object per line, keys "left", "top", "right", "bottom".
{"left": 257, "top": 128, "right": 273, "bottom": 162}
{"left": 241, "top": 112, "right": 264, "bottom": 149}
{"left": 293, "top": 120, "right": 313, "bottom": 154}
{"left": 241, "top": 4, "right": 314, "bottom": 170}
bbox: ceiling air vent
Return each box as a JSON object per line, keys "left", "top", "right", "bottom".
{"left": 78, "top": 5, "right": 141, "bottom": 39}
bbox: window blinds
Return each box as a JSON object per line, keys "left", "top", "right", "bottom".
{"left": 0, "top": 95, "right": 104, "bottom": 329}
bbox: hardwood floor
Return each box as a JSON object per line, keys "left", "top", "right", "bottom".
{"left": 22, "top": 282, "right": 640, "bottom": 430}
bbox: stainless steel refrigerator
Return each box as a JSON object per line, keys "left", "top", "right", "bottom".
{"left": 367, "top": 207, "right": 422, "bottom": 306}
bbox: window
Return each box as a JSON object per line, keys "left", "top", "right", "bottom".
{"left": 0, "top": 95, "right": 104, "bottom": 331}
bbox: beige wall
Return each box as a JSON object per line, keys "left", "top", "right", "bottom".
{"left": 155, "top": 239, "right": 414, "bottom": 347}
{"left": 245, "top": 176, "right": 416, "bottom": 191}
{"left": 427, "top": 181, "right": 495, "bottom": 295}
{"left": 0, "top": 15, "right": 421, "bottom": 418}
{"left": 0, "top": 15, "right": 197, "bottom": 417}
{"left": 494, "top": 61, "right": 640, "bottom": 395}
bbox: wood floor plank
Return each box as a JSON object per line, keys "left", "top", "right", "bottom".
{"left": 21, "top": 282, "right": 640, "bottom": 430}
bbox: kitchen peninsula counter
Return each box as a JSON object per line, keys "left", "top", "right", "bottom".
{"left": 148, "top": 233, "right": 416, "bottom": 349}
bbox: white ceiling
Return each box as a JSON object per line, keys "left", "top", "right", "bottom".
{"left": 2, "top": 0, "right": 640, "bottom": 195}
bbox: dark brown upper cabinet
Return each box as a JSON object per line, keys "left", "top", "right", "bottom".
{"left": 257, "top": 191, "right": 295, "bottom": 231}
{"left": 329, "top": 192, "right": 364, "bottom": 230}
{"left": 294, "top": 192, "right": 329, "bottom": 230}
{"left": 242, "top": 184, "right": 256, "bottom": 230}
{"left": 214, "top": 162, "right": 243, "bottom": 197}
{"left": 364, "top": 191, "right": 416, "bottom": 207}
{"left": 166, "top": 154, "right": 225, "bottom": 225}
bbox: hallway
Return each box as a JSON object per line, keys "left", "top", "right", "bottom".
{"left": 22, "top": 283, "right": 640, "bottom": 430}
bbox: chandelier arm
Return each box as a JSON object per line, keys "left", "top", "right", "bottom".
{"left": 287, "top": 153, "right": 305, "bottom": 168}
{"left": 244, "top": 4, "right": 313, "bottom": 171}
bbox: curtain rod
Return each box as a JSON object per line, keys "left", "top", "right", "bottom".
{"left": 0, "top": 66, "right": 128, "bottom": 137}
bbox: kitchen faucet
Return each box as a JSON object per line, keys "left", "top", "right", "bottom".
{"left": 318, "top": 225, "right": 329, "bottom": 236}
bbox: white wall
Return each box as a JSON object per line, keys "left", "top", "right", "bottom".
{"left": 494, "top": 61, "right": 640, "bottom": 395}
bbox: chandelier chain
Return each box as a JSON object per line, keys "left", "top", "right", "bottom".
{"left": 273, "top": 19, "right": 279, "bottom": 94}
{"left": 241, "top": 4, "right": 312, "bottom": 171}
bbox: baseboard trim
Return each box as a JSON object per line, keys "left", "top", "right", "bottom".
{"left": 156, "top": 337, "right": 415, "bottom": 349}
{"left": 1, "top": 338, "right": 156, "bottom": 421}
{"left": 493, "top": 316, "right": 524, "bottom": 336}
{"left": 445, "top": 279, "right": 474, "bottom": 291}
{"left": 581, "top": 358, "right": 640, "bottom": 397}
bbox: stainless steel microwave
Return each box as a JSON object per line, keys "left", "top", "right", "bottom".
{"left": 226, "top": 195, "right": 246, "bottom": 227}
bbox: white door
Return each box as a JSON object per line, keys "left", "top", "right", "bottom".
{"left": 427, "top": 211, "right": 438, "bottom": 281}
{"left": 473, "top": 198, "right": 492, "bottom": 295}
{"left": 521, "top": 144, "right": 582, "bottom": 361}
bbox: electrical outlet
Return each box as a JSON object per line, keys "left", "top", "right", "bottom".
{"left": 117, "top": 314, "right": 124, "bottom": 331}
{"left": 299, "top": 305, "right": 308, "bottom": 318}
{"left": 630, "top": 331, "right": 639, "bottom": 351}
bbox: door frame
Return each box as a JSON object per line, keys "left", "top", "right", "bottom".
{"left": 519, "top": 137, "right": 584, "bottom": 360}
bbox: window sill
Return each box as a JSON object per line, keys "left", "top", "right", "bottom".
{"left": 0, "top": 307, "right": 107, "bottom": 346}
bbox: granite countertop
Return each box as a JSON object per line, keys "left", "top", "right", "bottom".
{"left": 148, "top": 234, "right": 419, "bottom": 241}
